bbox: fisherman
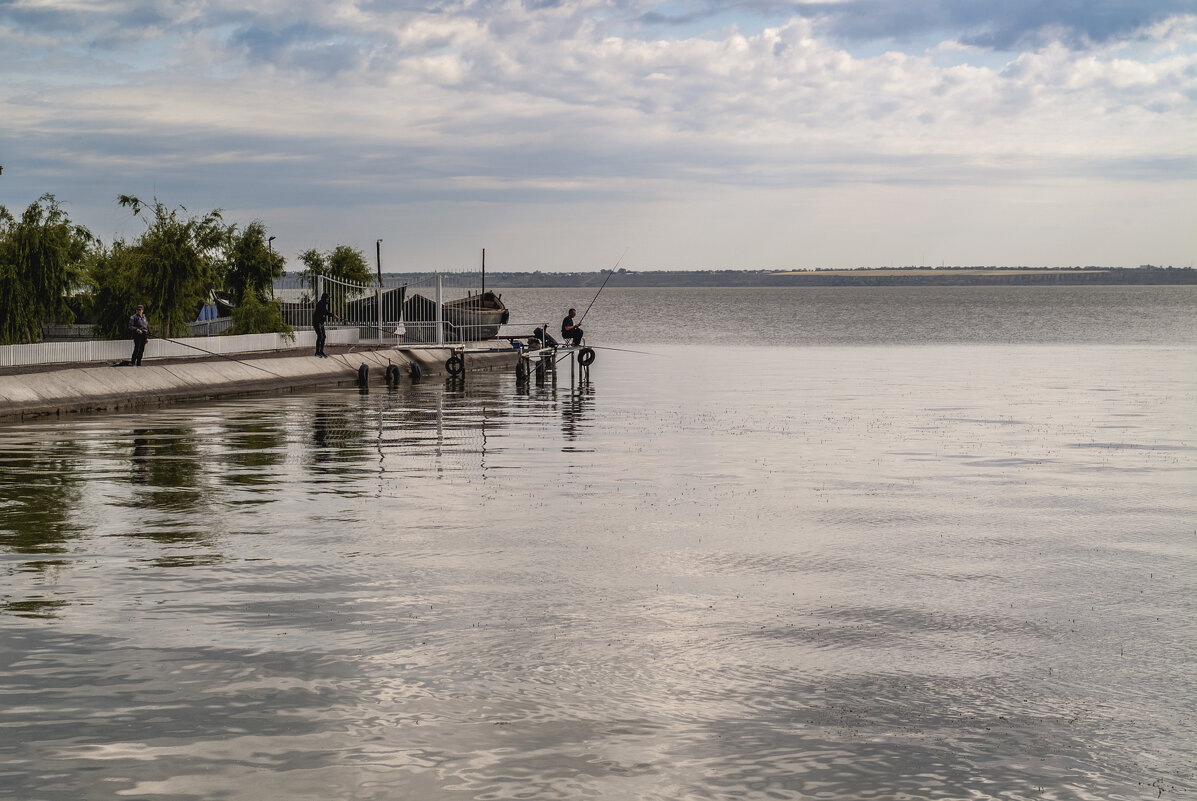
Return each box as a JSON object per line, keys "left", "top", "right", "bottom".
{"left": 313, "top": 291, "right": 338, "bottom": 358}
{"left": 561, "top": 308, "right": 583, "bottom": 346}
{"left": 128, "top": 304, "right": 149, "bottom": 366}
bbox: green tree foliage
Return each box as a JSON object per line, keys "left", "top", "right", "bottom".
{"left": 228, "top": 287, "right": 293, "bottom": 339}
{"left": 86, "top": 242, "right": 144, "bottom": 339}
{"left": 113, "top": 195, "right": 226, "bottom": 338}
{"left": 224, "top": 220, "right": 285, "bottom": 305}
{"left": 298, "top": 244, "right": 372, "bottom": 294}
{"left": 221, "top": 220, "right": 291, "bottom": 336}
{"left": 0, "top": 194, "right": 94, "bottom": 345}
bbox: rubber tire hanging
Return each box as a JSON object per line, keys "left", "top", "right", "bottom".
{"left": 578, "top": 347, "right": 596, "bottom": 366}
{"left": 445, "top": 355, "right": 464, "bottom": 376}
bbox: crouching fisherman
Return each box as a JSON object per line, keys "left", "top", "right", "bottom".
{"left": 128, "top": 304, "right": 149, "bottom": 365}
{"left": 532, "top": 327, "right": 559, "bottom": 348}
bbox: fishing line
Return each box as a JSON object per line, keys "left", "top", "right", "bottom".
{"left": 156, "top": 336, "right": 288, "bottom": 379}
{"left": 585, "top": 345, "right": 662, "bottom": 357}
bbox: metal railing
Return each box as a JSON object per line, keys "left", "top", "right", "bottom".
{"left": 279, "top": 272, "right": 508, "bottom": 347}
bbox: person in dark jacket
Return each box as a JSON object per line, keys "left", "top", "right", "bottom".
{"left": 128, "top": 305, "right": 149, "bottom": 365}
{"left": 561, "top": 308, "right": 583, "bottom": 346}
{"left": 313, "top": 292, "right": 337, "bottom": 357}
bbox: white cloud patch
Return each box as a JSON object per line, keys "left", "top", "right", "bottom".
{"left": 0, "top": 1, "right": 1193, "bottom": 267}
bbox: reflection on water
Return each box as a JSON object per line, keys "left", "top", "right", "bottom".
{"left": 0, "top": 342, "right": 1194, "bottom": 800}
{"left": 0, "top": 438, "right": 85, "bottom": 556}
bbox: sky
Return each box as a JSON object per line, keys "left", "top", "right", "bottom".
{"left": 1, "top": 0, "right": 1195, "bottom": 272}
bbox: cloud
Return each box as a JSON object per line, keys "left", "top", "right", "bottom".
{"left": 0, "top": 0, "right": 1193, "bottom": 267}
{"left": 641, "top": 0, "right": 1197, "bottom": 51}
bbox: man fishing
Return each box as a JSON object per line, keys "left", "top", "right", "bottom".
{"left": 313, "top": 291, "right": 338, "bottom": 358}
{"left": 561, "top": 308, "right": 584, "bottom": 346}
{"left": 128, "top": 304, "right": 149, "bottom": 366}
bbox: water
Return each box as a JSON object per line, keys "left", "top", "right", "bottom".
{"left": 2, "top": 287, "right": 1195, "bottom": 800}
{"left": 506, "top": 285, "right": 1197, "bottom": 345}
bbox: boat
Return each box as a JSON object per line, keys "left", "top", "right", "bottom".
{"left": 443, "top": 291, "right": 510, "bottom": 340}
{"left": 402, "top": 290, "right": 509, "bottom": 343}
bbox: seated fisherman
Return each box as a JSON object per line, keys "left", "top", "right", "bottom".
{"left": 561, "top": 308, "right": 583, "bottom": 346}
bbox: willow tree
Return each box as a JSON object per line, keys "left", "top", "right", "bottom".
{"left": 224, "top": 220, "right": 285, "bottom": 305}
{"left": 223, "top": 221, "right": 291, "bottom": 336}
{"left": 0, "top": 194, "right": 94, "bottom": 345}
{"left": 115, "top": 195, "right": 225, "bottom": 338}
{"left": 297, "top": 244, "right": 372, "bottom": 294}
{"left": 86, "top": 241, "right": 145, "bottom": 339}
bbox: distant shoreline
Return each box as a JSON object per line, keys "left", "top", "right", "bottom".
{"left": 276, "top": 266, "right": 1197, "bottom": 289}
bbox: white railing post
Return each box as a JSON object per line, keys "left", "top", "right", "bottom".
{"left": 435, "top": 273, "right": 444, "bottom": 346}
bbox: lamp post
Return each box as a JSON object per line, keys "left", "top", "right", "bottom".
{"left": 268, "top": 236, "right": 276, "bottom": 299}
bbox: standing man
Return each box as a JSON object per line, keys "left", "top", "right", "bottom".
{"left": 128, "top": 304, "right": 149, "bottom": 366}
{"left": 561, "top": 308, "right": 584, "bottom": 346}
{"left": 313, "top": 291, "right": 337, "bottom": 357}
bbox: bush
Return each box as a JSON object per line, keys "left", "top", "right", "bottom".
{"left": 227, "top": 290, "right": 294, "bottom": 339}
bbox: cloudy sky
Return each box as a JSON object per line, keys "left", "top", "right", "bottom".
{"left": 1, "top": 0, "right": 1194, "bottom": 271}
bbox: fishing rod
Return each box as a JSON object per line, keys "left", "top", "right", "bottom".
{"left": 578, "top": 248, "right": 628, "bottom": 325}
{"left": 154, "top": 336, "right": 289, "bottom": 379}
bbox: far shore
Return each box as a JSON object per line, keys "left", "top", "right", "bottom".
{"left": 282, "top": 266, "right": 1196, "bottom": 290}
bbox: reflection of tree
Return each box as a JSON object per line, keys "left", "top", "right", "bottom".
{"left": 127, "top": 427, "right": 207, "bottom": 536}
{"left": 307, "top": 400, "right": 373, "bottom": 479}
{"left": 122, "top": 426, "right": 224, "bottom": 560}
{"left": 0, "top": 439, "right": 84, "bottom": 556}
{"left": 221, "top": 414, "right": 285, "bottom": 489}
{"left": 1, "top": 597, "right": 69, "bottom": 618}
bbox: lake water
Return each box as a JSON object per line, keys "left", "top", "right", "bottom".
{"left": 2, "top": 286, "right": 1195, "bottom": 800}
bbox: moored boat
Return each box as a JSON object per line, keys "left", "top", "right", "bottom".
{"left": 401, "top": 290, "right": 509, "bottom": 343}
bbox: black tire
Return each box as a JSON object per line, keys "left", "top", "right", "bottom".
{"left": 578, "top": 347, "right": 596, "bottom": 366}
{"left": 446, "top": 355, "right": 464, "bottom": 376}
{"left": 385, "top": 364, "right": 399, "bottom": 384}
{"left": 409, "top": 361, "right": 423, "bottom": 381}
{"left": 357, "top": 364, "right": 369, "bottom": 385}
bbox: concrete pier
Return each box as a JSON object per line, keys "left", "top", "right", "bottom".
{"left": 0, "top": 346, "right": 519, "bottom": 422}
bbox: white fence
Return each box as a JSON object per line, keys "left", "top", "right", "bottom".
{"left": 0, "top": 329, "right": 360, "bottom": 369}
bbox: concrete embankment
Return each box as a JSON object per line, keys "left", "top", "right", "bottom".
{"left": 0, "top": 346, "right": 518, "bottom": 422}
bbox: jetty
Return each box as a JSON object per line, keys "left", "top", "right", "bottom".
{"left": 0, "top": 331, "right": 520, "bottom": 423}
